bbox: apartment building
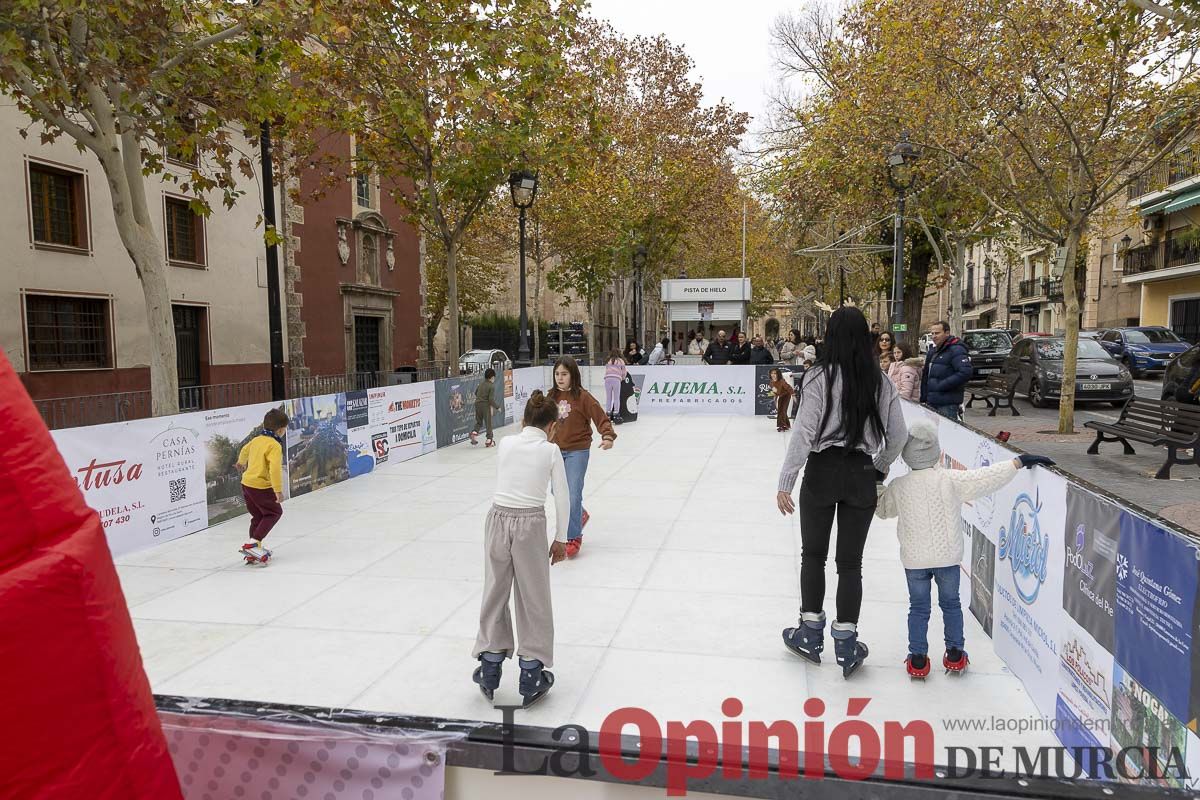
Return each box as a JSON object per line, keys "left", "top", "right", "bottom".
{"left": 0, "top": 100, "right": 273, "bottom": 406}
{"left": 2, "top": 97, "right": 425, "bottom": 425}
{"left": 1116, "top": 144, "right": 1200, "bottom": 342}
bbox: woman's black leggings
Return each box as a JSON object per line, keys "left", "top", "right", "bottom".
{"left": 798, "top": 447, "right": 879, "bottom": 624}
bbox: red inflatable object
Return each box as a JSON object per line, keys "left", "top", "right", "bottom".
{"left": 0, "top": 352, "right": 182, "bottom": 799}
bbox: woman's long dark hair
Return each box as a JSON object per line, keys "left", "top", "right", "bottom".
{"left": 817, "top": 306, "right": 884, "bottom": 448}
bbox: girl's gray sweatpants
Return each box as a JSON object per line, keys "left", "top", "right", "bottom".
{"left": 472, "top": 505, "right": 554, "bottom": 666}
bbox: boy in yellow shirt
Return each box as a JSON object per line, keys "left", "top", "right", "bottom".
{"left": 236, "top": 408, "right": 288, "bottom": 565}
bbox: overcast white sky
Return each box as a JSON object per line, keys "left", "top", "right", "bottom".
{"left": 586, "top": 0, "right": 799, "bottom": 137}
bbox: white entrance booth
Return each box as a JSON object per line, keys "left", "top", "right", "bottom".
{"left": 661, "top": 278, "right": 752, "bottom": 357}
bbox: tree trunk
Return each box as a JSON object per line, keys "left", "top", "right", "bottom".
{"left": 1057, "top": 226, "right": 1085, "bottom": 434}
{"left": 97, "top": 145, "right": 180, "bottom": 416}
{"left": 903, "top": 235, "right": 933, "bottom": 342}
{"left": 445, "top": 237, "right": 461, "bottom": 364}
{"left": 533, "top": 255, "right": 544, "bottom": 364}
{"left": 128, "top": 225, "right": 180, "bottom": 416}
{"left": 950, "top": 238, "right": 966, "bottom": 336}
{"left": 615, "top": 279, "right": 626, "bottom": 345}
{"left": 586, "top": 301, "right": 596, "bottom": 368}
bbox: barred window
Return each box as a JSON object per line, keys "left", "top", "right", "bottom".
{"left": 29, "top": 164, "right": 85, "bottom": 248}
{"left": 25, "top": 295, "right": 111, "bottom": 370}
{"left": 166, "top": 197, "right": 204, "bottom": 265}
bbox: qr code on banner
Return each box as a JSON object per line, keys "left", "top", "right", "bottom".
{"left": 169, "top": 478, "right": 186, "bottom": 503}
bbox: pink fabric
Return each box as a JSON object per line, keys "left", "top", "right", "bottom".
{"left": 604, "top": 360, "right": 627, "bottom": 381}
{"left": 889, "top": 360, "right": 922, "bottom": 402}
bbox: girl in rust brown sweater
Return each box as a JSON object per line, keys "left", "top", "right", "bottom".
{"left": 547, "top": 356, "right": 616, "bottom": 558}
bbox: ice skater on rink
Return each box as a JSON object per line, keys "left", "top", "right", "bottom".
{"left": 546, "top": 356, "right": 616, "bottom": 559}
{"left": 874, "top": 418, "right": 1054, "bottom": 678}
{"left": 235, "top": 408, "right": 289, "bottom": 566}
{"left": 472, "top": 390, "right": 569, "bottom": 708}
{"left": 470, "top": 367, "right": 502, "bottom": 447}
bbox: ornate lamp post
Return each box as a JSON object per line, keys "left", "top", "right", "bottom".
{"left": 887, "top": 134, "right": 919, "bottom": 334}
{"left": 508, "top": 170, "right": 538, "bottom": 366}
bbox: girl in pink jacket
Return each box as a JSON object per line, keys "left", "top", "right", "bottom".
{"left": 887, "top": 342, "right": 923, "bottom": 402}
{"left": 604, "top": 350, "right": 628, "bottom": 422}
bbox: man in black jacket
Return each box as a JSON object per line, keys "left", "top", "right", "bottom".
{"left": 920, "top": 321, "right": 973, "bottom": 420}
{"left": 703, "top": 330, "right": 734, "bottom": 365}
{"left": 749, "top": 334, "right": 774, "bottom": 365}
{"left": 729, "top": 331, "right": 752, "bottom": 365}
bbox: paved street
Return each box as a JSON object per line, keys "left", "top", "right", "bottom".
{"left": 962, "top": 377, "right": 1200, "bottom": 536}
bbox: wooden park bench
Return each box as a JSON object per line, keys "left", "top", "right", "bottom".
{"left": 965, "top": 373, "right": 1021, "bottom": 417}
{"left": 1084, "top": 397, "right": 1200, "bottom": 480}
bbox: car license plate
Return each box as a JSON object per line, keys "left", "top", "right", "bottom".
{"left": 1081, "top": 383, "right": 1109, "bottom": 391}
{"left": 979, "top": 368, "right": 1000, "bottom": 374}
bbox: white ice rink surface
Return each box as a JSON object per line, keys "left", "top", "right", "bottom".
{"left": 117, "top": 411, "right": 1057, "bottom": 762}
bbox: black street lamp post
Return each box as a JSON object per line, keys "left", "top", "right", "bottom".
{"left": 508, "top": 170, "right": 538, "bottom": 367}
{"left": 251, "top": 0, "right": 285, "bottom": 401}
{"left": 887, "top": 134, "right": 919, "bottom": 335}
{"left": 633, "top": 245, "right": 647, "bottom": 345}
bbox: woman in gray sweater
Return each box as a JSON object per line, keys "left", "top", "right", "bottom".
{"left": 775, "top": 306, "right": 908, "bottom": 678}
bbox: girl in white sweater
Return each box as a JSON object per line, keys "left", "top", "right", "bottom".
{"left": 875, "top": 419, "right": 1053, "bottom": 678}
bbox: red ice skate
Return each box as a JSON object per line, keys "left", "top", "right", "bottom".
{"left": 905, "top": 654, "right": 931, "bottom": 680}
{"left": 943, "top": 648, "right": 969, "bottom": 675}
{"left": 565, "top": 537, "right": 583, "bottom": 559}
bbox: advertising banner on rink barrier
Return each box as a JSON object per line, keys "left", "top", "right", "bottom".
{"left": 344, "top": 382, "right": 439, "bottom": 477}
{"left": 510, "top": 367, "right": 546, "bottom": 425}
{"left": 895, "top": 399, "right": 1200, "bottom": 786}
{"left": 286, "top": 393, "right": 349, "bottom": 497}
{"left": 51, "top": 415, "right": 208, "bottom": 556}
{"left": 435, "top": 372, "right": 508, "bottom": 447}
{"left": 627, "top": 365, "right": 756, "bottom": 415}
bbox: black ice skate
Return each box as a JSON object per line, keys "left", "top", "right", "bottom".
{"left": 832, "top": 624, "right": 869, "bottom": 679}
{"left": 519, "top": 662, "right": 554, "bottom": 708}
{"left": 905, "top": 654, "right": 930, "bottom": 680}
{"left": 473, "top": 656, "right": 502, "bottom": 701}
{"left": 782, "top": 613, "right": 825, "bottom": 664}
{"left": 943, "top": 648, "right": 969, "bottom": 675}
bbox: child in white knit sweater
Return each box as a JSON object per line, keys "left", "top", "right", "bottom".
{"left": 875, "top": 419, "right": 1053, "bottom": 678}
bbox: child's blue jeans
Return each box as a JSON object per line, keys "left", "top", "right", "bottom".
{"left": 905, "top": 566, "right": 964, "bottom": 655}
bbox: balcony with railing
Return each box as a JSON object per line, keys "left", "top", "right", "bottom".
{"left": 1018, "top": 278, "right": 1044, "bottom": 299}
{"left": 1166, "top": 236, "right": 1200, "bottom": 269}
{"left": 962, "top": 285, "right": 976, "bottom": 309}
{"left": 1046, "top": 278, "right": 1064, "bottom": 302}
{"left": 1127, "top": 145, "right": 1200, "bottom": 202}
{"left": 1123, "top": 243, "right": 1162, "bottom": 275}
{"left": 981, "top": 282, "right": 997, "bottom": 303}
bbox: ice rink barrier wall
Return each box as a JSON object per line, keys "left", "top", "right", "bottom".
{"left": 50, "top": 367, "right": 548, "bottom": 557}
{"left": 895, "top": 400, "right": 1200, "bottom": 785}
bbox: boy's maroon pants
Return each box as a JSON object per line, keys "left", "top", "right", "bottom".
{"left": 242, "top": 486, "right": 282, "bottom": 541}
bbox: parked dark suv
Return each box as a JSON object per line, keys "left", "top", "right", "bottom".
{"left": 1097, "top": 326, "right": 1190, "bottom": 378}
{"left": 961, "top": 329, "right": 1013, "bottom": 381}
{"left": 1162, "top": 342, "right": 1200, "bottom": 404}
